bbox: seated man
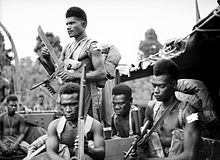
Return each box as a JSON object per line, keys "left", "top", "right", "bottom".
{"left": 0, "top": 94, "right": 30, "bottom": 160}
{"left": 129, "top": 58, "right": 201, "bottom": 160}
{"left": 46, "top": 82, "right": 105, "bottom": 160}
{"left": 111, "top": 84, "right": 142, "bottom": 138}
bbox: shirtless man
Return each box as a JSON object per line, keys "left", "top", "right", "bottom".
{"left": 111, "top": 84, "right": 142, "bottom": 138}
{"left": 57, "top": 6, "right": 106, "bottom": 121}
{"left": 129, "top": 58, "right": 201, "bottom": 160}
{"left": 46, "top": 82, "right": 105, "bottom": 160}
{"left": 0, "top": 94, "right": 29, "bottom": 159}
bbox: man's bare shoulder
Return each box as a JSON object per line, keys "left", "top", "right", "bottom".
{"left": 91, "top": 118, "right": 103, "bottom": 132}
{"left": 47, "top": 118, "right": 59, "bottom": 131}
{"left": 49, "top": 118, "right": 59, "bottom": 127}
{"left": 15, "top": 112, "right": 26, "bottom": 120}
{"left": 0, "top": 112, "right": 7, "bottom": 117}
{"left": 145, "top": 100, "right": 156, "bottom": 116}
{"left": 178, "top": 101, "right": 199, "bottom": 126}
{"left": 147, "top": 100, "right": 157, "bottom": 110}
{"left": 179, "top": 101, "right": 197, "bottom": 117}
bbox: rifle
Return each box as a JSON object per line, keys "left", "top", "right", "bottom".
{"left": 123, "top": 120, "right": 150, "bottom": 159}
{"left": 77, "top": 64, "right": 86, "bottom": 160}
{"left": 30, "top": 25, "right": 64, "bottom": 94}
{"left": 124, "top": 100, "right": 178, "bottom": 159}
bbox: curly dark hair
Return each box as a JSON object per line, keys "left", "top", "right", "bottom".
{"left": 6, "top": 94, "right": 18, "bottom": 103}
{"left": 153, "top": 58, "right": 179, "bottom": 81}
{"left": 112, "top": 84, "right": 132, "bottom": 100}
{"left": 59, "top": 82, "right": 80, "bottom": 96}
{"left": 65, "top": 6, "right": 87, "bottom": 23}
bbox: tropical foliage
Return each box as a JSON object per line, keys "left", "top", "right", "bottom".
{"left": 1, "top": 28, "right": 161, "bottom": 110}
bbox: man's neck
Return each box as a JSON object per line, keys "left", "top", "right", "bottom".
{"left": 67, "top": 119, "right": 78, "bottom": 128}
{"left": 7, "top": 112, "right": 15, "bottom": 117}
{"left": 162, "top": 95, "right": 177, "bottom": 109}
{"left": 75, "top": 33, "right": 87, "bottom": 43}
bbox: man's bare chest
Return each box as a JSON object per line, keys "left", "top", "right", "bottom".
{"left": 60, "top": 122, "right": 78, "bottom": 147}
{"left": 155, "top": 109, "right": 180, "bottom": 134}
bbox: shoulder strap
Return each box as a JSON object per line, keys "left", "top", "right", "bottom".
{"left": 66, "top": 37, "right": 91, "bottom": 60}
{"left": 130, "top": 105, "right": 142, "bottom": 136}
{"left": 85, "top": 38, "right": 97, "bottom": 58}
{"left": 112, "top": 112, "right": 120, "bottom": 136}
{"left": 56, "top": 115, "right": 93, "bottom": 140}
{"left": 84, "top": 115, "right": 93, "bottom": 136}
{"left": 129, "top": 107, "right": 133, "bottom": 136}
{"left": 138, "top": 100, "right": 178, "bottom": 145}
{"left": 56, "top": 116, "right": 67, "bottom": 140}
{"left": 153, "top": 101, "right": 162, "bottom": 121}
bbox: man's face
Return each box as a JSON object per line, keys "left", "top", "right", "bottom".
{"left": 60, "top": 93, "right": 79, "bottom": 122}
{"left": 112, "top": 94, "right": 130, "bottom": 116}
{"left": 38, "top": 97, "right": 44, "bottom": 105}
{"left": 66, "top": 17, "right": 85, "bottom": 38}
{"left": 7, "top": 101, "right": 18, "bottom": 115}
{"left": 151, "top": 74, "right": 175, "bottom": 101}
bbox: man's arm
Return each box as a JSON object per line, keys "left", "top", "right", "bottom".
{"left": 145, "top": 121, "right": 200, "bottom": 160}
{"left": 147, "top": 107, "right": 200, "bottom": 160}
{"left": 46, "top": 119, "right": 66, "bottom": 160}
{"left": 58, "top": 42, "right": 106, "bottom": 83}
{"left": 0, "top": 114, "right": 8, "bottom": 152}
{"left": 86, "top": 119, "right": 105, "bottom": 160}
{"left": 86, "top": 42, "right": 106, "bottom": 81}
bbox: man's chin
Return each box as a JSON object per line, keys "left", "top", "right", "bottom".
{"left": 65, "top": 115, "right": 77, "bottom": 121}
{"left": 115, "top": 111, "right": 122, "bottom": 116}
{"left": 154, "top": 96, "right": 163, "bottom": 101}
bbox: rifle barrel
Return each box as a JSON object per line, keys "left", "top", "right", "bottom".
{"left": 78, "top": 65, "right": 86, "bottom": 160}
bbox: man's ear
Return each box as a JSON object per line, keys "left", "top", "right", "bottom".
{"left": 130, "top": 97, "right": 133, "bottom": 104}
{"left": 81, "top": 21, "right": 87, "bottom": 28}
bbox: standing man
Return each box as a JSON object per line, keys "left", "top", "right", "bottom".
{"left": 57, "top": 6, "right": 106, "bottom": 120}
{"left": 0, "top": 94, "right": 29, "bottom": 160}
{"left": 129, "top": 58, "right": 201, "bottom": 159}
{"left": 33, "top": 94, "right": 51, "bottom": 111}
{"left": 46, "top": 82, "right": 105, "bottom": 160}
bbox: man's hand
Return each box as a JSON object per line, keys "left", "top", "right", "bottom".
{"left": 8, "top": 143, "right": 18, "bottom": 154}
{"left": 111, "top": 135, "right": 121, "bottom": 139}
{"left": 41, "top": 47, "right": 50, "bottom": 55}
{"left": 74, "top": 135, "right": 89, "bottom": 153}
{"left": 1, "top": 145, "right": 10, "bottom": 156}
{"left": 58, "top": 70, "right": 76, "bottom": 82}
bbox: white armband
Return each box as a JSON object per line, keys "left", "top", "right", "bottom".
{"left": 186, "top": 113, "right": 199, "bottom": 123}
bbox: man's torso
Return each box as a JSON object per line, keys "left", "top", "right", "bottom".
{"left": 153, "top": 100, "right": 185, "bottom": 148}
{"left": 1, "top": 113, "right": 22, "bottom": 137}
{"left": 113, "top": 114, "right": 130, "bottom": 137}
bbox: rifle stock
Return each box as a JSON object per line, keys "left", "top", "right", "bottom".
{"left": 78, "top": 65, "right": 86, "bottom": 160}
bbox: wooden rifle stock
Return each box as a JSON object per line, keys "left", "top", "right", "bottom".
{"left": 78, "top": 65, "right": 86, "bottom": 160}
